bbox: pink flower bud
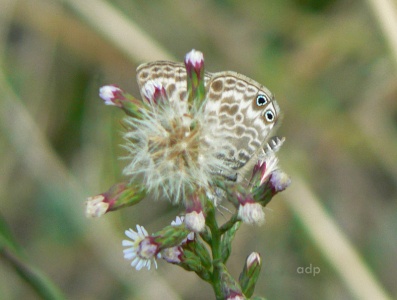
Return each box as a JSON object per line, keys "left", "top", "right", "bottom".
{"left": 184, "top": 49, "right": 206, "bottom": 107}
{"left": 99, "top": 85, "right": 124, "bottom": 106}
{"left": 259, "top": 154, "right": 279, "bottom": 185}
{"left": 184, "top": 49, "right": 204, "bottom": 76}
{"left": 142, "top": 80, "right": 167, "bottom": 104}
{"left": 85, "top": 182, "right": 145, "bottom": 218}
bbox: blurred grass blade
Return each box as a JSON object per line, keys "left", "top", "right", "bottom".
{"left": 367, "top": 0, "right": 397, "bottom": 67}
{"left": 284, "top": 176, "right": 392, "bottom": 300}
{"left": 0, "top": 213, "right": 21, "bottom": 254}
{"left": 0, "top": 215, "right": 65, "bottom": 300}
{"left": 62, "top": 0, "right": 175, "bottom": 62}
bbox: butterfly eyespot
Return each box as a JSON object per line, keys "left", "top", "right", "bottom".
{"left": 264, "top": 110, "right": 275, "bottom": 122}
{"left": 256, "top": 94, "right": 268, "bottom": 106}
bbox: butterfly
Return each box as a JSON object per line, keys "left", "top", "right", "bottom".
{"left": 135, "top": 61, "right": 281, "bottom": 184}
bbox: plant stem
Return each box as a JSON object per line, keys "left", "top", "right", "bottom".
{"left": 219, "top": 213, "right": 239, "bottom": 235}
{"left": 205, "top": 202, "right": 224, "bottom": 299}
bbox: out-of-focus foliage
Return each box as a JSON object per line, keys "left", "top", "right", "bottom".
{"left": 0, "top": 0, "right": 396, "bottom": 299}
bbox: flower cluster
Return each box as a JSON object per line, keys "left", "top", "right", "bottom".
{"left": 86, "top": 49, "right": 290, "bottom": 299}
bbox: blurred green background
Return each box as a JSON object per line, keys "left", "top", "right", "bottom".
{"left": 1, "top": 0, "right": 396, "bottom": 299}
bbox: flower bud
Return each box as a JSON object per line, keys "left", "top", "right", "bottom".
{"left": 184, "top": 49, "right": 204, "bottom": 76}
{"left": 142, "top": 80, "right": 167, "bottom": 105}
{"left": 99, "top": 85, "right": 145, "bottom": 118}
{"left": 239, "top": 252, "right": 262, "bottom": 298}
{"left": 269, "top": 169, "right": 291, "bottom": 193}
{"left": 254, "top": 168, "right": 291, "bottom": 205}
{"left": 99, "top": 85, "right": 124, "bottom": 106}
{"left": 85, "top": 182, "right": 146, "bottom": 218}
{"left": 85, "top": 195, "right": 109, "bottom": 218}
{"left": 185, "top": 194, "right": 206, "bottom": 232}
{"left": 246, "top": 252, "right": 261, "bottom": 268}
{"left": 184, "top": 49, "right": 205, "bottom": 107}
{"left": 185, "top": 211, "right": 206, "bottom": 232}
{"left": 251, "top": 160, "right": 266, "bottom": 185}
{"left": 161, "top": 246, "right": 183, "bottom": 264}
{"left": 258, "top": 154, "right": 279, "bottom": 186}
{"left": 237, "top": 194, "right": 265, "bottom": 226}
{"left": 153, "top": 224, "right": 191, "bottom": 249}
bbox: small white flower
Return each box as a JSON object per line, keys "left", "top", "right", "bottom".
{"left": 238, "top": 202, "right": 265, "bottom": 226}
{"left": 122, "top": 225, "right": 158, "bottom": 270}
{"left": 171, "top": 216, "right": 195, "bottom": 241}
{"left": 85, "top": 195, "right": 109, "bottom": 218}
{"left": 185, "top": 210, "right": 206, "bottom": 232}
{"left": 99, "top": 85, "right": 121, "bottom": 106}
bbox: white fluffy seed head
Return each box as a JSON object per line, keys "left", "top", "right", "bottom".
{"left": 122, "top": 88, "right": 230, "bottom": 205}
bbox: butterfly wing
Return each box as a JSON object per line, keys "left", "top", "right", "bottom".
{"left": 136, "top": 61, "right": 212, "bottom": 111}
{"left": 137, "top": 61, "right": 187, "bottom": 104}
{"left": 203, "top": 71, "right": 280, "bottom": 179}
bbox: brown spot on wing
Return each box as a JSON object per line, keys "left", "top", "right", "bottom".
{"left": 211, "top": 79, "right": 223, "bottom": 92}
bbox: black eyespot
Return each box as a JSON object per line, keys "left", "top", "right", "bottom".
{"left": 264, "top": 109, "right": 275, "bottom": 122}
{"left": 256, "top": 94, "right": 268, "bottom": 106}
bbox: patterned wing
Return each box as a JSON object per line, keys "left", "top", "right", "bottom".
{"left": 203, "top": 71, "right": 280, "bottom": 173}
{"left": 136, "top": 61, "right": 211, "bottom": 109}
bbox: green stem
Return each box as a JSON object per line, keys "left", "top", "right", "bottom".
{"left": 219, "top": 213, "right": 239, "bottom": 235}
{"left": 200, "top": 227, "right": 212, "bottom": 245}
{"left": 205, "top": 202, "right": 224, "bottom": 300}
